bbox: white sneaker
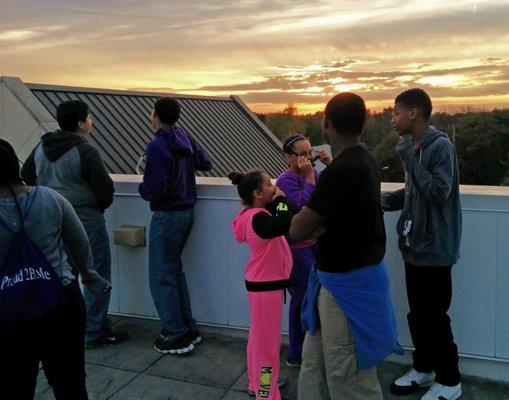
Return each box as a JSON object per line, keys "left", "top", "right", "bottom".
{"left": 421, "top": 382, "right": 462, "bottom": 400}
{"left": 390, "top": 368, "right": 435, "bottom": 395}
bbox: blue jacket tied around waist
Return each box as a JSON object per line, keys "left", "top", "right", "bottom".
{"left": 301, "top": 260, "right": 404, "bottom": 369}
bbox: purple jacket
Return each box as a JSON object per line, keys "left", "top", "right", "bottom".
{"left": 138, "top": 126, "right": 212, "bottom": 211}
{"left": 276, "top": 170, "right": 319, "bottom": 249}
{"left": 276, "top": 170, "right": 319, "bottom": 214}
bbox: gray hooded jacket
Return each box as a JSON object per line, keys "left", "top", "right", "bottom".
{"left": 20, "top": 130, "right": 114, "bottom": 229}
{"left": 381, "top": 126, "right": 462, "bottom": 266}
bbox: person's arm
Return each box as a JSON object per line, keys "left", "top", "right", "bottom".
{"left": 20, "top": 146, "right": 38, "bottom": 185}
{"left": 190, "top": 135, "right": 213, "bottom": 172}
{"left": 252, "top": 197, "right": 292, "bottom": 239}
{"left": 397, "top": 137, "right": 455, "bottom": 204}
{"left": 138, "top": 143, "right": 171, "bottom": 201}
{"left": 59, "top": 195, "right": 110, "bottom": 296}
{"left": 381, "top": 188, "right": 405, "bottom": 211}
{"left": 79, "top": 144, "right": 114, "bottom": 210}
{"left": 290, "top": 206, "right": 324, "bottom": 243}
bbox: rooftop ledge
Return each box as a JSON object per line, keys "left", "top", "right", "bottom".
{"left": 110, "top": 174, "right": 509, "bottom": 196}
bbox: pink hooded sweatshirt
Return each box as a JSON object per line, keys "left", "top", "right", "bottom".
{"left": 232, "top": 207, "right": 292, "bottom": 285}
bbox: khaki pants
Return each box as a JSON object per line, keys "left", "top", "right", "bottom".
{"left": 298, "top": 287, "right": 383, "bottom": 400}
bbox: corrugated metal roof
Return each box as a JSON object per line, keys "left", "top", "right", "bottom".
{"left": 27, "top": 83, "right": 286, "bottom": 177}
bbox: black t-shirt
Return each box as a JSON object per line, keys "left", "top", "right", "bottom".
{"left": 306, "top": 145, "right": 386, "bottom": 273}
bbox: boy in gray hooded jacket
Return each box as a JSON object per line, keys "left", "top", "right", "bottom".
{"left": 381, "top": 89, "right": 462, "bottom": 400}
{"left": 21, "top": 100, "right": 129, "bottom": 349}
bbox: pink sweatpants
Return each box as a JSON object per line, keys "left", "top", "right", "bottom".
{"left": 247, "top": 290, "right": 284, "bottom": 400}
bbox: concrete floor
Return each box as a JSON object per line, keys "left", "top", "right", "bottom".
{"left": 35, "top": 316, "right": 509, "bottom": 400}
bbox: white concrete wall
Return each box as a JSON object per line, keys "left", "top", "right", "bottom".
{"left": 106, "top": 175, "right": 509, "bottom": 381}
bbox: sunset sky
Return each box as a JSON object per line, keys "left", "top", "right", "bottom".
{"left": 1, "top": 0, "right": 509, "bottom": 113}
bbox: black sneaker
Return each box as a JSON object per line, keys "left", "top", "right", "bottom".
{"left": 187, "top": 330, "right": 202, "bottom": 345}
{"left": 285, "top": 357, "right": 302, "bottom": 367}
{"left": 154, "top": 334, "right": 195, "bottom": 355}
{"left": 85, "top": 331, "right": 129, "bottom": 349}
{"left": 160, "top": 330, "right": 202, "bottom": 345}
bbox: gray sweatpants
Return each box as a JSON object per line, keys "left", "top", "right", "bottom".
{"left": 298, "top": 287, "right": 383, "bottom": 400}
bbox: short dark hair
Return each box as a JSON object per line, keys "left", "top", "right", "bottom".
{"left": 56, "top": 100, "right": 90, "bottom": 132}
{"left": 395, "top": 88, "right": 432, "bottom": 120}
{"left": 154, "top": 97, "right": 181, "bottom": 126}
{"left": 228, "top": 170, "right": 264, "bottom": 206}
{"left": 0, "top": 139, "right": 23, "bottom": 186}
{"left": 324, "top": 92, "right": 366, "bottom": 135}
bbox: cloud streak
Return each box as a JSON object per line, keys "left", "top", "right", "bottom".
{"left": 0, "top": 0, "right": 508, "bottom": 111}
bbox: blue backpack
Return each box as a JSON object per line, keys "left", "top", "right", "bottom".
{"left": 0, "top": 187, "right": 66, "bottom": 329}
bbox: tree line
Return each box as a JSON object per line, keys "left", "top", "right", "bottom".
{"left": 257, "top": 105, "right": 509, "bottom": 186}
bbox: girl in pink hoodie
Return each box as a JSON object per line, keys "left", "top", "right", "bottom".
{"left": 229, "top": 170, "right": 292, "bottom": 400}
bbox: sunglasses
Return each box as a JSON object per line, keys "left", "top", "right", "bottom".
{"left": 290, "top": 151, "right": 320, "bottom": 164}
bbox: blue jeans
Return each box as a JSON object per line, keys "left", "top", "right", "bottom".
{"left": 149, "top": 210, "right": 197, "bottom": 341}
{"left": 83, "top": 226, "right": 112, "bottom": 342}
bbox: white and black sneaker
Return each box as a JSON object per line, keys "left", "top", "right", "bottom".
{"left": 390, "top": 368, "right": 435, "bottom": 395}
{"left": 154, "top": 334, "right": 194, "bottom": 355}
{"left": 187, "top": 330, "right": 202, "bottom": 345}
{"left": 421, "top": 382, "right": 462, "bottom": 400}
{"left": 160, "top": 329, "right": 202, "bottom": 345}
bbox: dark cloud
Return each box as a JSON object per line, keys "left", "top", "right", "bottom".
{"left": 189, "top": 61, "right": 509, "bottom": 106}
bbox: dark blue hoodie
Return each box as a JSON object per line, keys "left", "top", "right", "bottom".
{"left": 138, "top": 126, "right": 212, "bottom": 211}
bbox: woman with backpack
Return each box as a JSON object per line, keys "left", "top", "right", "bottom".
{"left": 0, "top": 139, "right": 110, "bottom": 400}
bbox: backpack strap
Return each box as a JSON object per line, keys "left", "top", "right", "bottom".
{"left": 0, "top": 213, "right": 15, "bottom": 235}
{"left": 24, "top": 186, "right": 39, "bottom": 221}
{"left": 8, "top": 185, "right": 26, "bottom": 232}
{"left": 0, "top": 186, "right": 39, "bottom": 235}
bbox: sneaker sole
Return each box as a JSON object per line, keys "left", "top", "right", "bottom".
{"left": 390, "top": 380, "right": 434, "bottom": 396}
{"left": 449, "top": 391, "right": 463, "bottom": 400}
{"left": 154, "top": 343, "right": 195, "bottom": 355}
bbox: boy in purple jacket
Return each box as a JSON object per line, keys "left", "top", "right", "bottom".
{"left": 139, "top": 97, "right": 212, "bottom": 354}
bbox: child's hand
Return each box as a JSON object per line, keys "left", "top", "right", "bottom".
{"left": 317, "top": 150, "right": 331, "bottom": 166}
{"left": 297, "top": 156, "right": 314, "bottom": 177}
{"left": 273, "top": 187, "right": 285, "bottom": 200}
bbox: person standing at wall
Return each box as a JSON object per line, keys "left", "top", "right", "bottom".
{"left": 21, "top": 100, "right": 128, "bottom": 349}
{"left": 291, "top": 92, "right": 402, "bottom": 400}
{"left": 139, "top": 97, "right": 213, "bottom": 355}
{"left": 382, "top": 88, "right": 462, "bottom": 400}
{"left": 1, "top": 139, "right": 110, "bottom": 399}
{"left": 230, "top": 170, "right": 292, "bottom": 400}
{"left": 276, "top": 135, "right": 330, "bottom": 367}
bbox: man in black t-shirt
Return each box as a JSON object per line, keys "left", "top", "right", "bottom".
{"left": 290, "top": 93, "right": 395, "bottom": 400}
